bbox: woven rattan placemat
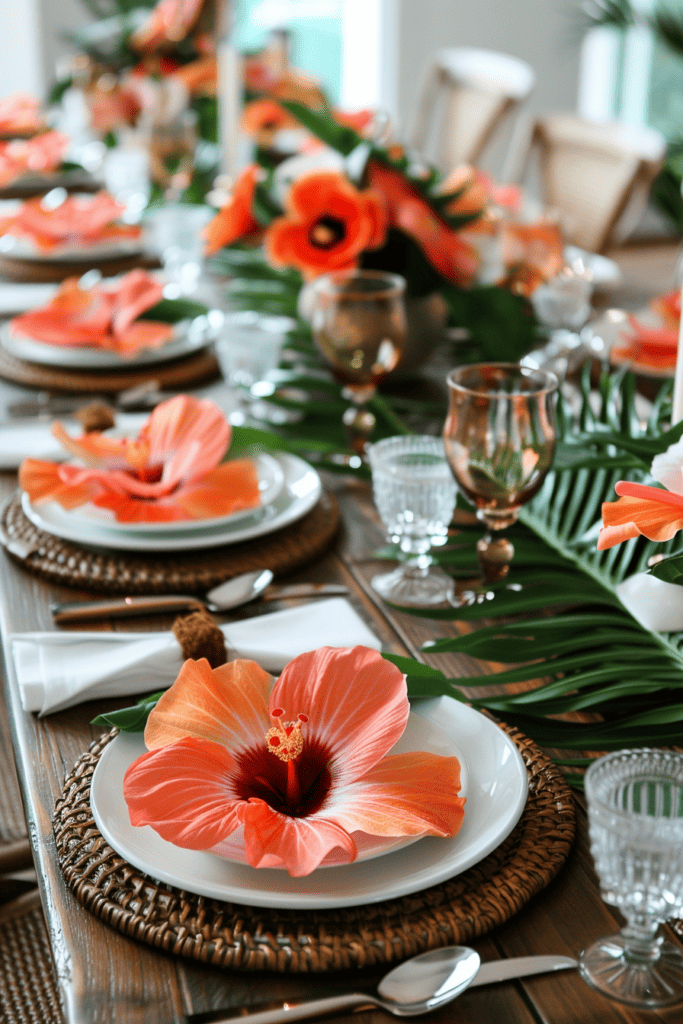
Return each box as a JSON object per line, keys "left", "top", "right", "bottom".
{"left": 1, "top": 490, "right": 340, "bottom": 594}
{"left": 0, "top": 252, "right": 159, "bottom": 284}
{"left": 0, "top": 343, "right": 220, "bottom": 392}
{"left": 53, "top": 724, "right": 576, "bottom": 973}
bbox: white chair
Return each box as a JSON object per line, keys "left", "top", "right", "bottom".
{"left": 517, "top": 113, "right": 667, "bottom": 253}
{"left": 409, "top": 47, "right": 535, "bottom": 173}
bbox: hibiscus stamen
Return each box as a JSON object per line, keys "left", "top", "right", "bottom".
{"left": 265, "top": 709, "right": 309, "bottom": 807}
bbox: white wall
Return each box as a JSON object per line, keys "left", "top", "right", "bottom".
{"left": 0, "top": 0, "right": 44, "bottom": 96}
{"left": 396, "top": 0, "right": 582, "bottom": 171}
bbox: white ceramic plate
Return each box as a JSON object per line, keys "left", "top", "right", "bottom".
{"left": 1, "top": 318, "right": 213, "bottom": 369}
{"left": 89, "top": 696, "right": 527, "bottom": 909}
{"left": 21, "top": 452, "right": 322, "bottom": 551}
{"left": 94, "top": 709, "right": 469, "bottom": 873}
{"left": 64, "top": 452, "right": 285, "bottom": 533}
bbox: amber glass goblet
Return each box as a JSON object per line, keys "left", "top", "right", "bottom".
{"left": 443, "top": 363, "right": 558, "bottom": 585}
{"left": 310, "top": 270, "right": 406, "bottom": 454}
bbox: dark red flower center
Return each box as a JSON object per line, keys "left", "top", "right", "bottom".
{"left": 309, "top": 216, "right": 346, "bottom": 250}
{"left": 125, "top": 463, "right": 164, "bottom": 484}
{"left": 234, "top": 738, "right": 332, "bottom": 818}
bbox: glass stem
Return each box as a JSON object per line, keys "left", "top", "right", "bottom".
{"left": 476, "top": 530, "right": 515, "bottom": 583}
{"left": 621, "top": 917, "right": 664, "bottom": 966}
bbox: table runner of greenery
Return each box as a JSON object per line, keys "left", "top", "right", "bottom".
{"left": 98, "top": 330, "right": 683, "bottom": 782}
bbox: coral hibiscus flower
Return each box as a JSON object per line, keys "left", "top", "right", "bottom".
{"left": 19, "top": 395, "right": 261, "bottom": 524}
{"left": 611, "top": 313, "right": 678, "bottom": 373}
{"left": 203, "top": 165, "right": 263, "bottom": 256}
{"left": 0, "top": 93, "right": 45, "bottom": 136}
{"left": 0, "top": 131, "right": 69, "bottom": 186}
{"left": 240, "top": 98, "right": 298, "bottom": 145}
{"left": 131, "top": 0, "right": 205, "bottom": 53}
{"left": 367, "top": 159, "right": 479, "bottom": 286}
{"left": 598, "top": 439, "right": 683, "bottom": 550}
{"left": 499, "top": 220, "right": 564, "bottom": 296}
{"left": 265, "top": 170, "right": 387, "bottom": 279}
{"left": 0, "top": 192, "right": 140, "bottom": 253}
{"left": 10, "top": 270, "right": 173, "bottom": 358}
{"left": 123, "top": 647, "right": 466, "bottom": 877}
{"left": 651, "top": 288, "right": 681, "bottom": 330}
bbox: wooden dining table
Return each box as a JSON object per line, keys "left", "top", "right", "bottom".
{"left": 1, "top": 238, "right": 682, "bottom": 1024}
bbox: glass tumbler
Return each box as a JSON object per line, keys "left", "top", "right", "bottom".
{"left": 580, "top": 748, "right": 683, "bottom": 1007}
{"left": 368, "top": 435, "right": 457, "bottom": 606}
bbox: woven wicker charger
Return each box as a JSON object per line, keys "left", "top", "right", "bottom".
{"left": 0, "top": 343, "right": 220, "bottom": 393}
{"left": 53, "top": 724, "right": 576, "bottom": 974}
{"left": 0, "top": 251, "right": 159, "bottom": 284}
{"left": 1, "top": 490, "right": 340, "bottom": 595}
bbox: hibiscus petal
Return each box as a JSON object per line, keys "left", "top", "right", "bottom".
{"left": 113, "top": 320, "right": 174, "bottom": 357}
{"left": 111, "top": 269, "right": 165, "bottom": 335}
{"left": 144, "top": 395, "right": 231, "bottom": 491}
{"left": 18, "top": 458, "right": 97, "bottom": 509}
{"left": 241, "top": 799, "right": 357, "bottom": 876}
{"left": 123, "top": 737, "right": 244, "bottom": 849}
{"left": 598, "top": 494, "right": 683, "bottom": 549}
{"left": 145, "top": 657, "right": 273, "bottom": 752}
{"left": 325, "top": 751, "right": 465, "bottom": 838}
{"left": 270, "top": 646, "right": 409, "bottom": 785}
{"left": 170, "top": 460, "right": 261, "bottom": 519}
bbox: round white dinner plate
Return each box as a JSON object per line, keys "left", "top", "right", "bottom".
{"left": 21, "top": 452, "right": 322, "bottom": 551}
{"left": 94, "top": 710, "right": 469, "bottom": 873}
{"left": 0, "top": 233, "right": 145, "bottom": 262}
{"left": 89, "top": 696, "right": 527, "bottom": 909}
{"left": 609, "top": 306, "right": 675, "bottom": 379}
{"left": 64, "top": 452, "right": 285, "bottom": 533}
{"left": 1, "top": 317, "right": 214, "bottom": 369}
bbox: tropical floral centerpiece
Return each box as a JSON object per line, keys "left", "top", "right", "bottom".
{"left": 19, "top": 394, "right": 262, "bottom": 524}
{"left": 204, "top": 102, "right": 565, "bottom": 362}
{"left": 123, "top": 646, "right": 466, "bottom": 877}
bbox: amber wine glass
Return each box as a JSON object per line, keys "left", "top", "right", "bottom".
{"left": 443, "top": 363, "right": 558, "bottom": 585}
{"left": 310, "top": 270, "right": 406, "bottom": 453}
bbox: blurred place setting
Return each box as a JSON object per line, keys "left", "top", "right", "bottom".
{"left": 1, "top": 3, "right": 683, "bottom": 1024}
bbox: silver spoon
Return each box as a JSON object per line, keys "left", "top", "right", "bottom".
{"left": 206, "top": 947, "right": 482, "bottom": 1024}
{"left": 51, "top": 569, "right": 349, "bottom": 624}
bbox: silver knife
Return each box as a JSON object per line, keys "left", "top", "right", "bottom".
{"left": 186, "top": 955, "right": 577, "bottom": 1024}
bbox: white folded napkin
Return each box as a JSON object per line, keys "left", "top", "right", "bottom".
{"left": 615, "top": 572, "right": 683, "bottom": 632}
{"left": 0, "top": 281, "right": 57, "bottom": 316}
{"left": 10, "top": 598, "right": 382, "bottom": 716}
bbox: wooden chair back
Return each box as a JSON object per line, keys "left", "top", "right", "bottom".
{"left": 410, "top": 47, "right": 535, "bottom": 172}
{"left": 520, "top": 113, "right": 667, "bottom": 253}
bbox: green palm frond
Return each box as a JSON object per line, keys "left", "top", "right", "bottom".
{"left": 384, "top": 369, "right": 683, "bottom": 769}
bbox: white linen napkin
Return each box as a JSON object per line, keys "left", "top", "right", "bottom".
{"left": 10, "top": 598, "right": 382, "bottom": 716}
{"left": 0, "top": 282, "right": 57, "bottom": 316}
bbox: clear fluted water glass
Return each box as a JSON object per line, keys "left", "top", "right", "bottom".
{"left": 580, "top": 748, "right": 683, "bottom": 1007}
{"left": 368, "top": 435, "right": 457, "bottom": 606}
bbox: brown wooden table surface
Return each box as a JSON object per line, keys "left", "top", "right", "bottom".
{"left": 1, "top": 241, "right": 682, "bottom": 1024}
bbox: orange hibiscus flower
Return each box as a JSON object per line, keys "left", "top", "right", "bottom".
{"left": 598, "top": 440, "right": 683, "bottom": 550}
{"left": 367, "top": 159, "right": 479, "bottom": 286}
{"left": 651, "top": 288, "right": 681, "bottom": 330}
{"left": 0, "top": 131, "right": 69, "bottom": 186}
{"left": 240, "top": 98, "right": 298, "bottom": 146}
{"left": 265, "top": 170, "right": 387, "bottom": 279}
{"left": 123, "top": 646, "right": 465, "bottom": 877}
{"left": 10, "top": 270, "right": 173, "bottom": 358}
{"left": 499, "top": 220, "right": 565, "bottom": 297}
{"left": 611, "top": 313, "right": 678, "bottom": 373}
{"left": 130, "top": 0, "right": 205, "bottom": 53}
{"left": 0, "top": 93, "right": 45, "bottom": 136}
{"left": 203, "top": 165, "right": 263, "bottom": 256}
{"left": 0, "top": 192, "right": 140, "bottom": 253}
{"left": 19, "top": 395, "right": 261, "bottom": 524}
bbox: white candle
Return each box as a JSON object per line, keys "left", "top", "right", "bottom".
{"left": 217, "top": 1, "right": 242, "bottom": 181}
{"left": 673, "top": 281, "right": 683, "bottom": 423}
